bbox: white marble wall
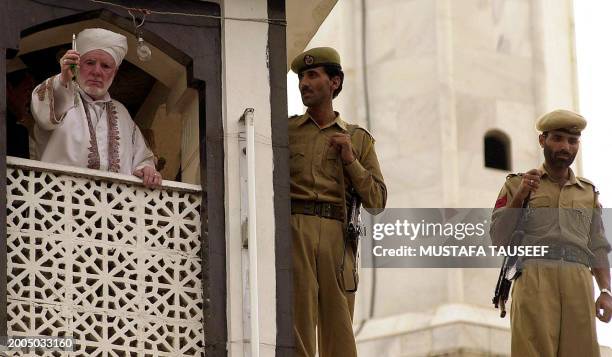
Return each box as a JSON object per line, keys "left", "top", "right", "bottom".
{"left": 307, "top": 0, "right": 580, "bottom": 352}
{"left": 221, "top": 1, "right": 278, "bottom": 356}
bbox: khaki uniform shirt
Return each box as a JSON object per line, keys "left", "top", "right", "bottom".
{"left": 288, "top": 112, "right": 387, "bottom": 210}
{"left": 491, "top": 164, "right": 609, "bottom": 256}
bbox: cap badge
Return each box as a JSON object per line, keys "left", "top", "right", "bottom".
{"left": 304, "top": 55, "right": 314, "bottom": 65}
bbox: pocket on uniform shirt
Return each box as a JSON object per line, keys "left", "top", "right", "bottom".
{"left": 324, "top": 148, "right": 342, "bottom": 182}
{"left": 571, "top": 202, "right": 593, "bottom": 236}
{"left": 289, "top": 145, "right": 305, "bottom": 176}
{"left": 525, "top": 196, "right": 554, "bottom": 237}
{"left": 529, "top": 196, "right": 550, "bottom": 208}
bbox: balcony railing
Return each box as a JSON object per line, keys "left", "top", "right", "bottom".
{"left": 5, "top": 157, "right": 205, "bottom": 356}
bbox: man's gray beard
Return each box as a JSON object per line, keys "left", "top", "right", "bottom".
{"left": 78, "top": 81, "right": 111, "bottom": 100}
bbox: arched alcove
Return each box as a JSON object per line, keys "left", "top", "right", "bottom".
{"left": 484, "top": 129, "right": 511, "bottom": 171}
{"left": 1, "top": 3, "right": 226, "bottom": 354}
{"left": 8, "top": 11, "right": 201, "bottom": 183}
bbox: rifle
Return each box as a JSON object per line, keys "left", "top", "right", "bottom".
{"left": 340, "top": 187, "right": 365, "bottom": 293}
{"left": 347, "top": 187, "right": 365, "bottom": 242}
{"left": 340, "top": 126, "right": 367, "bottom": 292}
{"left": 492, "top": 193, "right": 531, "bottom": 318}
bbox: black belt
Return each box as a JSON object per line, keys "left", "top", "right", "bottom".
{"left": 524, "top": 245, "right": 592, "bottom": 267}
{"left": 291, "top": 200, "right": 344, "bottom": 222}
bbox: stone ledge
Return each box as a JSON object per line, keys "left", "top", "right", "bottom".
{"left": 355, "top": 303, "right": 612, "bottom": 356}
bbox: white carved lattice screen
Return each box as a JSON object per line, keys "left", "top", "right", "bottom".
{"left": 5, "top": 158, "right": 205, "bottom": 356}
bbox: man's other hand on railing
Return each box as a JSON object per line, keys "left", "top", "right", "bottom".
{"left": 133, "top": 165, "right": 162, "bottom": 188}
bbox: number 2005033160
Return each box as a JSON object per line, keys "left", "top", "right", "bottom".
{"left": 0, "top": 336, "right": 74, "bottom": 351}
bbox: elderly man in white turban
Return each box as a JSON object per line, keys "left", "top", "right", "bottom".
{"left": 31, "top": 28, "right": 161, "bottom": 187}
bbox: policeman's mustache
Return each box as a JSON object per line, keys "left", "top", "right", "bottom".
{"left": 554, "top": 150, "right": 572, "bottom": 158}
{"left": 300, "top": 86, "right": 312, "bottom": 95}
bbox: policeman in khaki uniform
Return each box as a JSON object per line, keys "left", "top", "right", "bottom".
{"left": 490, "top": 109, "right": 612, "bottom": 357}
{"left": 289, "top": 47, "right": 387, "bottom": 357}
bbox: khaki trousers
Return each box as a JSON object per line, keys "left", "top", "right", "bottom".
{"left": 511, "top": 260, "right": 599, "bottom": 357}
{"left": 292, "top": 214, "right": 357, "bottom": 357}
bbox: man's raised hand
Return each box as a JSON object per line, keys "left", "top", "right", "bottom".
{"left": 59, "top": 50, "right": 80, "bottom": 86}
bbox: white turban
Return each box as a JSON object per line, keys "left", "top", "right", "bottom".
{"left": 76, "top": 28, "right": 128, "bottom": 67}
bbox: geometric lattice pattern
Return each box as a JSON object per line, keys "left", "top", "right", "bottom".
{"left": 6, "top": 162, "right": 204, "bottom": 356}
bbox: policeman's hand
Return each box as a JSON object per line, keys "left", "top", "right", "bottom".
{"left": 517, "top": 169, "right": 542, "bottom": 201}
{"left": 59, "top": 50, "right": 80, "bottom": 86}
{"left": 329, "top": 133, "right": 355, "bottom": 164}
{"left": 133, "top": 166, "right": 162, "bottom": 188}
{"left": 596, "top": 293, "right": 612, "bottom": 323}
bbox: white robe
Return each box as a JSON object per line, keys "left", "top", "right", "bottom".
{"left": 31, "top": 75, "right": 155, "bottom": 175}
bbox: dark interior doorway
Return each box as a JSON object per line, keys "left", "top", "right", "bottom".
{"left": 484, "top": 129, "right": 511, "bottom": 171}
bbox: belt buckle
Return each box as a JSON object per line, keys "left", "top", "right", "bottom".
{"left": 313, "top": 203, "right": 321, "bottom": 216}
{"left": 567, "top": 248, "right": 578, "bottom": 263}
{"left": 321, "top": 204, "right": 331, "bottom": 218}
{"left": 304, "top": 201, "right": 315, "bottom": 215}
{"left": 548, "top": 246, "right": 560, "bottom": 260}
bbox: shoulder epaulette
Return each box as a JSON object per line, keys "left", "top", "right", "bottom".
{"left": 347, "top": 124, "right": 375, "bottom": 141}
{"left": 289, "top": 114, "right": 300, "bottom": 120}
{"left": 577, "top": 177, "right": 597, "bottom": 192}
{"left": 506, "top": 173, "right": 523, "bottom": 180}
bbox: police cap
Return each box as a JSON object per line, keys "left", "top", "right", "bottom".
{"left": 536, "top": 109, "right": 587, "bottom": 135}
{"left": 291, "top": 47, "right": 341, "bottom": 74}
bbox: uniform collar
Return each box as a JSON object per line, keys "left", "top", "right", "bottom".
{"left": 297, "top": 111, "right": 348, "bottom": 132}
{"left": 539, "top": 164, "right": 584, "bottom": 189}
